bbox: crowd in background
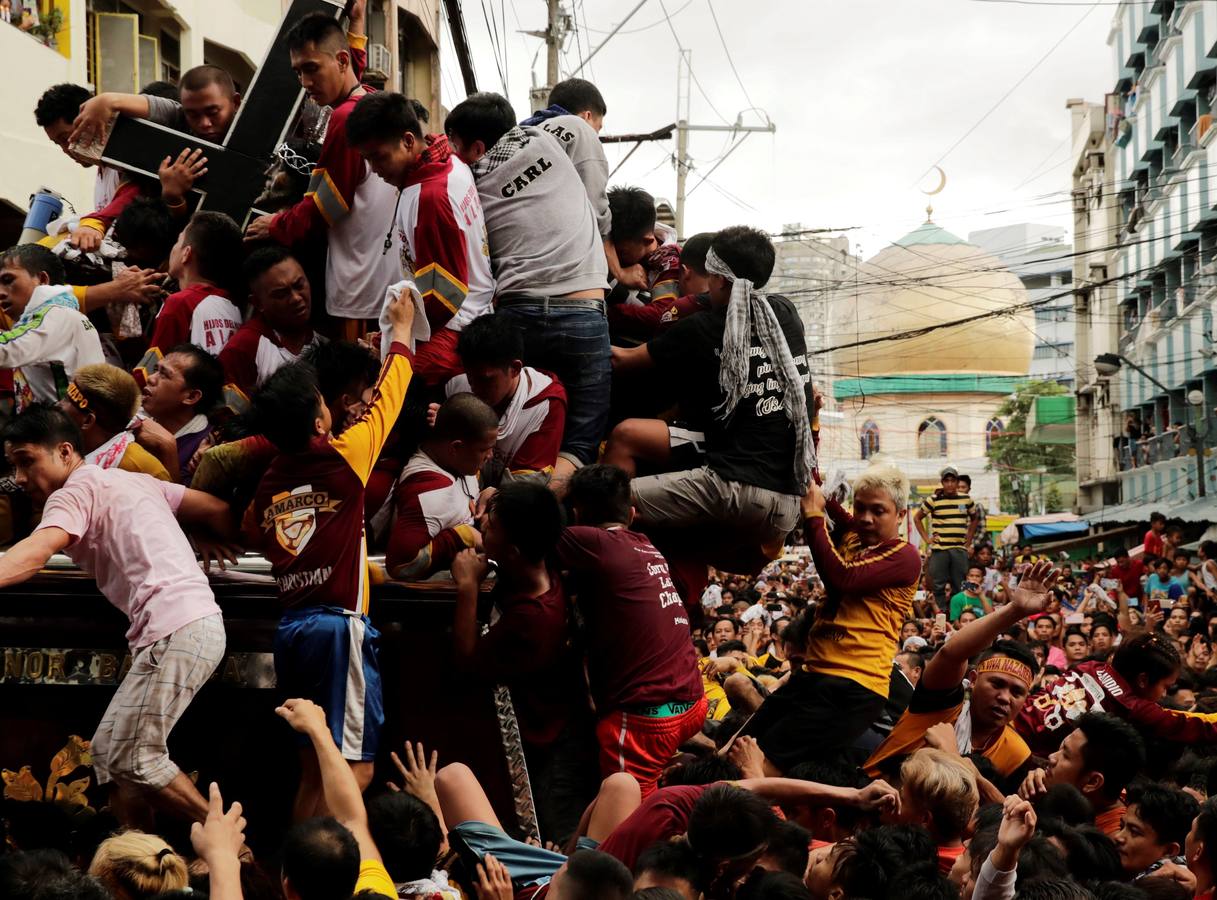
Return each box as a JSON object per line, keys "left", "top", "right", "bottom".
{"left": 8, "top": 2, "right": 1217, "bottom": 900}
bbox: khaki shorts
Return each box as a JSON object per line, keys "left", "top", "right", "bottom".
{"left": 630, "top": 466, "right": 800, "bottom": 548}
{"left": 92, "top": 613, "right": 226, "bottom": 791}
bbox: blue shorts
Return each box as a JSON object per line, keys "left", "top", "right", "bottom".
{"left": 275, "top": 606, "right": 383, "bottom": 762}
{"left": 450, "top": 821, "right": 599, "bottom": 887}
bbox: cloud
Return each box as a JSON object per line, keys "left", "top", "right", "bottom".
{"left": 446, "top": 0, "right": 1113, "bottom": 253}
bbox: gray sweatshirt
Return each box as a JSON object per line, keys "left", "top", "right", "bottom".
{"left": 477, "top": 126, "right": 608, "bottom": 299}
{"left": 536, "top": 114, "right": 612, "bottom": 239}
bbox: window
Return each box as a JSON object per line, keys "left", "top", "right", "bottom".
{"left": 917, "top": 417, "right": 947, "bottom": 459}
{"left": 860, "top": 421, "right": 880, "bottom": 459}
{"left": 986, "top": 418, "right": 1004, "bottom": 451}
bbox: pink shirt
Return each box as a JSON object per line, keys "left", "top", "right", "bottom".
{"left": 37, "top": 465, "right": 220, "bottom": 650}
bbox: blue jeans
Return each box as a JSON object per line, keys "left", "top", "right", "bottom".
{"left": 497, "top": 302, "right": 610, "bottom": 465}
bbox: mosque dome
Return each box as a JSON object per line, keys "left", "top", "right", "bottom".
{"left": 830, "top": 220, "right": 1034, "bottom": 377}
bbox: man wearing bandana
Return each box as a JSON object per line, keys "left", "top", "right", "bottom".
{"left": 865, "top": 561, "right": 1059, "bottom": 780}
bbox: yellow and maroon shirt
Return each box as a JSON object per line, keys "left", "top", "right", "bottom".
{"left": 254, "top": 343, "right": 412, "bottom": 614}
{"left": 803, "top": 510, "right": 920, "bottom": 697}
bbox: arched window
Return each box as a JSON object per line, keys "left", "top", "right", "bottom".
{"left": 917, "top": 417, "right": 948, "bottom": 459}
{"left": 860, "top": 421, "right": 880, "bottom": 459}
{"left": 985, "top": 417, "right": 1005, "bottom": 451}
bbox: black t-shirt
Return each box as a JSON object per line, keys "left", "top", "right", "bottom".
{"left": 647, "top": 294, "right": 812, "bottom": 494}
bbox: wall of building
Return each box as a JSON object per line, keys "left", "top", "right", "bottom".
{"left": 0, "top": 0, "right": 440, "bottom": 229}
{"left": 769, "top": 227, "right": 857, "bottom": 394}
{"left": 970, "top": 223, "right": 1076, "bottom": 387}
{"left": 1079, "top": 0, "right": 1217, "bottom": 511}
{"left": 1070, "top": 97, "right": 1122, "bottom": 513}
{"left": 818, "top": 389, "right": 1009, "bottom": 509}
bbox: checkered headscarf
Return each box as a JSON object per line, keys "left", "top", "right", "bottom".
{"left": 705, "top": 246, "right": 816, "bottom": 493}
{"left": 470, "top": 126, "right": 531, "bottom": 179}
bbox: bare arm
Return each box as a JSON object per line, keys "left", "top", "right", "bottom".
{"left": 278, "top": 699, "right": 380, "bottom": 861}
{"left": 913, "top": 507, "right": 930, "bottom": 544}
{"left": 450, "top": 550, "right": 488, "bottom": 664}
{"left": 176, "top": 489, "right": 238, "bottom": 542}
{"left": 610, "top": 343, "right": 654, "bottom": 374}
{"left": 735, "top": 777, "right": 899, "bottom": 816}
{"left": 0, "top": 528, "right": 71, "bottom": 589}
{"left": 922, "top": 561, "right": 1058, "bottom": 692}
{"left": 71, "top": 92, "right": 153, "bottom": 145}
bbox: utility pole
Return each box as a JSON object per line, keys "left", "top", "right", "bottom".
{"left": 673, "top": 50, "right": 775, "bottom": 239}
{"left": 526, "top": 0, "right": 570, "bottom": 110}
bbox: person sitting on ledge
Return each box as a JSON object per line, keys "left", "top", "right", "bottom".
{"left": 383, "top": 392, "right": 498, "bottom": 580}
{"left": 610, "top": 226, "right": 813, "bottom": 572}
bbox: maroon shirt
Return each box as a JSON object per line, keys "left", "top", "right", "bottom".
{"left": 597, "top": 784, "right": 711, "bottom": 870}
{"left": 1110, "top": 558, "right": 1146, "bottom": 599}
{"left": 556, "top": 527, "right": 703, "bottom": 712}
{"left": 470, "top": 574, "right": 586, "bottom": 746}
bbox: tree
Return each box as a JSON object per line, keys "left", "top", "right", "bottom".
{"left": 1044, "top": 483, "right": 1064, "bottom": 514}
{"left": 986, "top": 380, "right": 1076, "bottom": 515}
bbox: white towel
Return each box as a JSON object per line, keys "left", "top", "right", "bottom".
{"left": 378, "top": 279, "right": 429, "bottom": 360}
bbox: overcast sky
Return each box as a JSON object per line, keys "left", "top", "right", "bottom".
{"left": 438, "top": 0, "right": 1116, "bottom": 256}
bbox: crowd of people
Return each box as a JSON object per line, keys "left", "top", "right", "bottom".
{"left": 8, "top": 3, "right": 1217, "bottom": 900}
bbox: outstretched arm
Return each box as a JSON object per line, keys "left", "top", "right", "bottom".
{"left": 278, "top": 698, "right": 380, "bottom": 862}
{"left": 176, "top": 488, "right": 238, "bottom": 542}
{"left": 736, "top": 777, "right": 900, "bottom": 817}
{"left": 0, "top": 527, "right": 71, "bottom": 588}
{"left": 922, "top": 561, "right": 1057, "bottom": 692}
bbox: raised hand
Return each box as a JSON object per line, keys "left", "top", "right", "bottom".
{"left": 275, "top": 697, "right": 328, "bottom": 737}
{"left": 1017, "top": 767, "right": 1049, "bottom": 801}
{"left": 159, "top": 148, "right": 208, "bottom": 204}
{"left": 1010, "top": 560, "right": 1060, "bottom": 617}
{"left": 190, "top": 782, "right": 247, "bottom": 866}
{"left": 389, "top": 740, "right": 440, "bottom": 809}
{"left": 997, "top": 795, "right": 1037, "bottom": 854}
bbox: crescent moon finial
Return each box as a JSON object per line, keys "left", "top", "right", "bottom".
{"left": 922, "top": 165, "right": 947, "bottom": 197}
{"left": 920, "top": 166, "right": 946, "bottom": 222}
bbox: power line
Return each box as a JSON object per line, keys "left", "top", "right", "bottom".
{"left": 582, "top": 0, "right": 696, "bottom": 34}
{"left": 478, "top": 0, "right": 508, "bottom": 95}
{"left": 915, "top": 0, "right": 1103, "bottom": 183}
{"left": 970, "top": 0, "right": 1156, "bottom": 5}
{"left": 705, "top": 0, "right": 757, "bottom": 113}
{"left": 816, "top": 259, "right": 1211, "bottom": 355}
{"left": 656, "top": 0, "right": 731, "bottom": 125}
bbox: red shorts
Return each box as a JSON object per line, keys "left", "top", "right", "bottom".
{"left": 412, "top": 327, "right": 464, "bottom": 386}
{"left": 596, "top": 696, "right": 708, "bottom": 797}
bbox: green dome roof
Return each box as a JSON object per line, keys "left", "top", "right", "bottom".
{"left": 894, "top": 220, "right": 968, "bottom": 247}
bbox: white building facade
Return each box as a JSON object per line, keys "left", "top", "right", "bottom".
{"left": 768, "top": 227, "right": 857, "bottom": 395}
{"left": 0, "top": 0, "right": 441, "bottom": 237}
{"left": 1073, "top": 0, "right": 1217, "bottom": 519}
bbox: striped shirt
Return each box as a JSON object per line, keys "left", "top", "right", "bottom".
{"left": 920, "top": 493, "right": 976, "bottom": 550}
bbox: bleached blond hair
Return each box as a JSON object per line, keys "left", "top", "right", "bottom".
{"left": 900, "top": 747, "right": 979, "bottom": 841}
{"left": 851, "top": 463, "right": 910, "bottom": 512}
{"left": 88, "top": 830, "right": 188, "bottom": 900}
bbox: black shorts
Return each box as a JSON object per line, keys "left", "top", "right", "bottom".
{"left": 745, "top": 672, "right": 886, "bottom": 773}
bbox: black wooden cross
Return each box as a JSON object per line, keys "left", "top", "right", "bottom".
{"left": 96, "top": 0, "right": 344, "bottom": 227}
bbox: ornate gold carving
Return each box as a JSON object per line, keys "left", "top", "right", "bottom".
{"left": 2, "top": 736, "right": 95, "bottom": 810}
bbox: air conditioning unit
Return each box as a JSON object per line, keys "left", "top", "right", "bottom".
{"left": 367, "top": 43, "right": 392, "bottom": 79}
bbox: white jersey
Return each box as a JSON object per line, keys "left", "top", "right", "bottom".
{"left": 393, "top": 141, "right": 494, "bottom": 334}
{"left": 326, "top": 166, "right": 402, "bottom": 320}
{"left": 2, "top": 286, "right": 105, "bottom": 410}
